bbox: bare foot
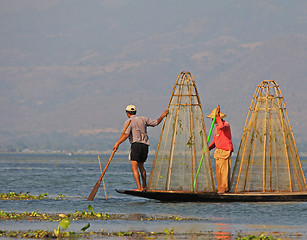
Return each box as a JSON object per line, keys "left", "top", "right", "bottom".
{"left": 133, "top": 188, "right": 142, "bottom": 191}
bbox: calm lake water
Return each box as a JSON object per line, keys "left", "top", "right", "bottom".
{"left": 1, "top": 153, "right": 307, "bottom": 239}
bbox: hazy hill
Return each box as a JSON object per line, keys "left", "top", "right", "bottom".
{"left": 0, "top": 0, "right": 306, "bottom": 153}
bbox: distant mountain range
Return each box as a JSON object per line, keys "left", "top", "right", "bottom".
{"left": 0, "top": 0, "right": 306, "bottom": 153}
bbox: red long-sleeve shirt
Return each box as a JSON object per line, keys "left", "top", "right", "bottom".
{"left": 208, "top": 114, "right": 234, "bottom": 152}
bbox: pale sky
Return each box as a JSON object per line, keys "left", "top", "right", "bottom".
{"left": 0, "top": 0, "right": 306, "bottom": 151}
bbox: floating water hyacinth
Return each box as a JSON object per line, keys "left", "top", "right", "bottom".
{"left": 54, "top": 218, "right": 71, "bottom": 237}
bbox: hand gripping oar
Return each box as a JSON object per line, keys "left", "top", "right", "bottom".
{"left": 87, "top": 120, "right": 131, "bottom": 201}
{"left": 193, "top": 112, "right": 217, "bottom": 190}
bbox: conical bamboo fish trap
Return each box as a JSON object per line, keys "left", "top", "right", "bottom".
{"left": 148, "top": 71, "right": 216, "bottom": 192}
{"left": 231, "top": 80, "right": 307, "bottom": 193}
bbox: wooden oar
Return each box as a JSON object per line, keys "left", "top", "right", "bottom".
{"left": 87, "top": 120, "right": 131, "bottom": 201}
{"left": 193, "top": 110, "right": 217, "bottom": 190}
{"left": 98, "top": 155, "right": 108, "bottom": 200}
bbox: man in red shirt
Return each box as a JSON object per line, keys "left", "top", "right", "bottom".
{"left": 207, "top": 105, "right": 234, "bottom": 194}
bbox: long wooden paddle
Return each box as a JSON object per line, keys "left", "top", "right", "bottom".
{"left": 98, "top": 155, "right": 108, "bottom": 200}
{"left": 87, "top": 120, "right": 131, "bottom": 201}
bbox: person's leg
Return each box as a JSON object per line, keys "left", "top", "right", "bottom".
{"left": 226, "top": 152, "right": 231, "bottom": 192}
{"left": 130, "top": 160, "right": 142, "bottom": 191}
{"left": 219, "top": 156, "right": 230, "bottom": 192}
{"left": 137, "top": 162, "right": 147, "bottom": 190}
{"left": 214, "top": 149, "right": 231, "bottom": 193}
{"left": 130, "top": 142, "right": 148, "bottom": 191}
{"left": 215, "top": 156, "right": 223, "bottom": 193}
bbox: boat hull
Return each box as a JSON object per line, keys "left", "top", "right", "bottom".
{"left": 116, "top": 189, "right": 307, "bottom": 202}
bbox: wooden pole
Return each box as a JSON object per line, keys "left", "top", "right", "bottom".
{"left": 98, "top": 155, "right": 108, "bottom": 200}
{"left": 87, "top": 120, "right": 131, "bottom": 201}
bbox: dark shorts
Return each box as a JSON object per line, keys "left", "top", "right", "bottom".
{"left": 130, "top": 142, "right": 149, "bottom": 163}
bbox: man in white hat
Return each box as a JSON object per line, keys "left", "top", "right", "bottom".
{"left": 113, "top": 105, "right": 169, "bottom": 191}
{"left": 207, "top": 105, "right": 233, "bottom": 194}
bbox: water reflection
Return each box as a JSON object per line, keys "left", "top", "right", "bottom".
{"left": 214, "top": 223, "right": 232, "bottom": 240}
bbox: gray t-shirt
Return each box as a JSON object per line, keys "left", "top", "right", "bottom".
{"left": 124, "top": 115, "right": 158, "bottom": 145}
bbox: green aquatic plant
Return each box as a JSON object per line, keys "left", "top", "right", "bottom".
{"left": 0, "top": 192, "right": 48, "bottom": 200}
{"left": 87, "top": 204, "right": 94, "bottom": 212}
{"left": 116, "top": 231, "right": 133, "bottom": 236}
{"left": 163, "top": 228, "right": 174, "bottom": 235}
{"left": 236, "top": 232, "right": 281, "bottom": 240}
{"left": 81, "top": 223, "right": 90, "bottom": 234}
{"left": 0, "top": 208, "right": 195, "bottom": 222}
{"left": 0, "top": 229, "right": 80, "bottom": 239}
{"left": 72, "top": 205, "right": 112, "bottom": 220}
{"left": 0, "top": 192, "right": 77, "bottom": 201}
{"left": 0, "top": 210, "right": 53, "bottom": 221}
{"left": 55, "top": 193, "right": 67, "bottom": 200}
{"left": 0, "top": 230, "right": 53, "bottom": 238}
{"left": 54, "top": 218, "right": 71, "bottom": 237}
{"left": 0, "top": 229, "right": 182, "bottom": 239}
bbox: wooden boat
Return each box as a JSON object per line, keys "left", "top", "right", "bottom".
{"left": 116, "top": 77, "right": 307, "bottom": 202}
{"left": 116, "top": 189, "right": 307, "bottom": 202}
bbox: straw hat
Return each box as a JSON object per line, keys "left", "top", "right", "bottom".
{"left": 207, "top": 108, "right": 227, "bottom": 119}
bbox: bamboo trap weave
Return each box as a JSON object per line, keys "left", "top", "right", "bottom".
{"left": 148, "top": 71, "right": 215, "bottom": 192}
{"left": 230, "top": 80, "right": 307, "bottom": 193}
